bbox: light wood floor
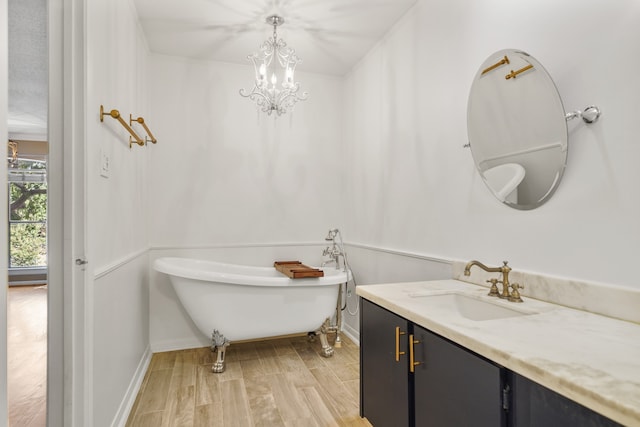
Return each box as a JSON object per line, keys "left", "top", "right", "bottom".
{"left": 126, "top": 334, "right": 372, "bottom": 427}
{"left": 8, "top": 285, "right": 48, "bottom": 427}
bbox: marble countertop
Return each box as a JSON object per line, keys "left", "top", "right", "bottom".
{"left": 356, "top": 280, "right": 640, "bottom": 426}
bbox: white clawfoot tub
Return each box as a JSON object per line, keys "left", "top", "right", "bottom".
{"left": 154, "top": 257, "right": 349, "bottom": 372}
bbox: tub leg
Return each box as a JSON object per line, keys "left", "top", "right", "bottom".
{"left": 211, "top": 330, "right": 230, "bottom": 373}
{"left": 317, "top": 318, "right": 334, "bottom": 358}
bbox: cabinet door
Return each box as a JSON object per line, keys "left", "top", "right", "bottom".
{"left": 413, "top": 325, "right": 505, "bottom": 427}
{"left": 510, "top": 373, "right": 622, "bottom": 427}
{"left": 360, "top": 299, "right": 410, "bottom": 427}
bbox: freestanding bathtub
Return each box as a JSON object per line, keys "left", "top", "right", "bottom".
{"left": 154, "top": 257, "right": 349, "bottom": 372}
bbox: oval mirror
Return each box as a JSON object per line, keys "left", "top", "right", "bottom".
{"left": 467, "top": 49, "right": 568, "bottom": 210}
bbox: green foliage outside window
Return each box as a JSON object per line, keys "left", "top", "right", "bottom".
{"left": 9, "top": 160, "right": 47, "bottom": 268}
{"left": 10, "top": 222, "right": 47, "bottom": 267}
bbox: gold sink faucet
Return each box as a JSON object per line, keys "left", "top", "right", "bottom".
{"left": 464, "top": 260, "right": 523, "bottom": 302}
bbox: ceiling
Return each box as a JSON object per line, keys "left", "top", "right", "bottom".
{"left": 133, "top": 0, "right": 418, "bottom": 76}
{"left": 7, "top": 0, "right": 418, "bottom": 139}
{"left": 8, "top": 0, "right": 48, "bottom": 140}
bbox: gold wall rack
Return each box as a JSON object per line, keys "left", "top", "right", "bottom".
{"left": 130, "top": 115, "right": 157, "bottom": 144}
{"left": 505, "top": 64, "right": 534, "bottom": 80}
{"left": 100, "top": 105, "right": 144, "bottom": 148}
{"left": 482, "top": 55, "right": 510, "bottom": 75}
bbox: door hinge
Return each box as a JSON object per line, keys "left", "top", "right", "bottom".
{"left": 502, "top": 384, "right": 511, "bottom": 411}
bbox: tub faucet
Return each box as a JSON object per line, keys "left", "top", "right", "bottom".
{"left": 322, "top": 243, "right": 342, "bottom": 268}
{"left": 464, "top": 260, "right": 516, "bottom": 300}
{"left": 322, "top": 228, "right": 344, "bottom": 269}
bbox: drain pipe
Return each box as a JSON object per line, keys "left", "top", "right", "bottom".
{"left": 322, "top": 228, "right": 350, "bottom": 348}
{"left": 334, "top": 284, "right": 343, "bottom": 348}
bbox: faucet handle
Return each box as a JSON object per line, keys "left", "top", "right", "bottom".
{"left": 486, "top": 279, "right": 500, "bottom": 297}
{"left": 509, "top": 283, "right": 524, "bottom": 303}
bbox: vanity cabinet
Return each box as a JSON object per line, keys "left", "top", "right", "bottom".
{"left": 413, "top": 324, "right": 505, "bottom": 426}
{"left": 360, "top": 299, "right": 506, "bottom": 427}
{"left": 510, "top": 373, "right": 622, "bottom": 427}
{"left": 360, "top": 298, "right": 622, "bottom": 427}
{"left": 360, "top": 297, "right": 410, "bottom": 427}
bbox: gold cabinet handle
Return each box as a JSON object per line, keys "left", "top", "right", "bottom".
{"left": 409, "top": 334, "right": 422, "bottom": 373}
{"left": 395, "top": 326, "right": 406, "bottom": 362}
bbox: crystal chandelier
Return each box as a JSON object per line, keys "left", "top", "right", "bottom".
{"left": 240, "top": 15, "right": 308, "bottom": 116}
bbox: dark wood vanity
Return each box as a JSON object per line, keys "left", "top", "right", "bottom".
{"left": 360, "top": 298, "right": 621, "bottom": 427}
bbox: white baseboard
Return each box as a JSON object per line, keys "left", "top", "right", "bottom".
{"left": 341, "top": 322, "right": 359, "bottom": 346}
{"left": 150, "top": 336, "right": 210, "bottom": 353}
{"left": 111, "top": 346, "right": 152, "bottom": 427}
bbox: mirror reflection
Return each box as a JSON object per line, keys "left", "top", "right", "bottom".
{"left": 467, "top": 49, "right": 568, "bottom": 210}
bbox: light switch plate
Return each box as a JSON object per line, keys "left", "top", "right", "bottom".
{"left": 100, "top": 149, "right": 110, "bottom": 178}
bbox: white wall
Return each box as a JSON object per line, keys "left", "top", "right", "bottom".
{"left": 343, "top": 0, "right": 640, "bottom": 289}
{"left": 92, "top": 254, "right": 149, "bottom": 424}
{"left": 88, "top": 1, "right": 149, "bottom": 266}
{"left": 146, "top": 0, "right": 640, "bottom": 349}
{"left": 341, "top": 245, "right": 453, "bottom": 337}
{"left": 85, "top": 0, "right": 150, "bottom": 425}
{"left": 147, "top": 54, "right": 344, "bottom": 248}
{"left": 146, "top": 54, "right": 345, "bottom": 350}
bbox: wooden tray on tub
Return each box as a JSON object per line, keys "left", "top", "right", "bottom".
{"left": 274, "top": 261, "right": 324, "bottom": 279}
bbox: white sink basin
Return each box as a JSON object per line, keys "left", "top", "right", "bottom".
{"left": 410, "top": 292, "right": 536, "bottom": 321}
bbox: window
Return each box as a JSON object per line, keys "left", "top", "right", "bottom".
{"left": 8, "top": 158, "right": 47, "bottom": 272}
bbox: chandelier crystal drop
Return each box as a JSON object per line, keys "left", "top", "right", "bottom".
{"left": 240, "top": 15, "right": 308, "bottom": 116}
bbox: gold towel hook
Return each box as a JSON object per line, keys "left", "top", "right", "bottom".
{"left": 100, "top": 105, "right": 145, "bottom": 148}
{"left": 129, "top": 114, "right": 157, "bottom": 144}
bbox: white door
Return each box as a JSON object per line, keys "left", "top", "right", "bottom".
{"left": 1, "top": 2, "right": 9, "bottom": 423}
{"left": 49, "top": 0, "right": 89, "bottom": 425}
